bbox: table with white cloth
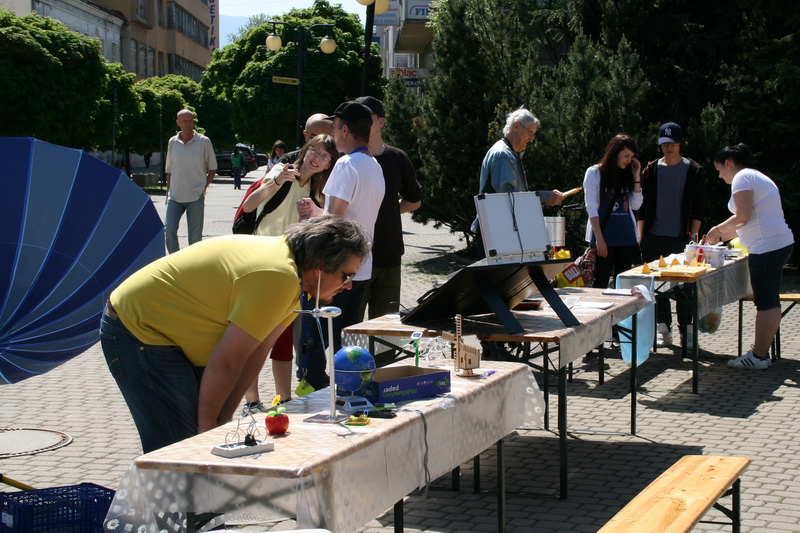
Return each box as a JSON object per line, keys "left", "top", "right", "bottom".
{"left": 617, "top": 255, "right": 749, "bottom": 393}
{"left": 345, "top": 287, "right": 650, "bottom": 499}
{"left": 103, "top": 360, "right": 543, "bottom": 533}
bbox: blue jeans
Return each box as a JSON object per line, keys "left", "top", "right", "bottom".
{"left": 297, "top": 280, "right": 367, "bottom": 390}
{"left": 232, "top": 166, "right": 242, "bottom": 189}
{"left": 100, "top": 308, "right": 204, "bottom": 453}
{"left": 165, "top": 196, "right": 204, "bottom": 253}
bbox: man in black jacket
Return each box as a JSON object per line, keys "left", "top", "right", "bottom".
{"left": 638, "top": 122, "right": 706, "bottom": 348}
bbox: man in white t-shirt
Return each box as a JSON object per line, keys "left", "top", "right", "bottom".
{"left": 297, "top": 101, "right": 385, "bottom": 390}
{"left": 164, "top": 109, "right": 217, "bottom": 253}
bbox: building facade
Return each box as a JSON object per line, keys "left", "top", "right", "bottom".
{"left": 3, "top": 0, "right": 217, "bottom": 82}
{"left": 375, "top": 0, "right": 433, "bottom": 89}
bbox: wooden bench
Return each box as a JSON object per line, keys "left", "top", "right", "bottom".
{"left": 599, "top": 455, "right": 751, "bottom": 533}
{"left": 738, "top": 293, "right": 800, "bottom": 360}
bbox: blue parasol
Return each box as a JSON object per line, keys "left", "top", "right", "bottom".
{"left": 0, "top": 137, "right": 165, "bottom": 384}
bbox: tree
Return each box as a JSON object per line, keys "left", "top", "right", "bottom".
{"left": 411, "top": 0, "right": 544, "bottom": 247}
{"left": 202, "top": 0, "right": 383, "bottom": 149}
{"left": 93, "top": 63, "right": 141, "bottom": 152}
{"left": 0, "top": 10, "right": 108, "bottom": 148}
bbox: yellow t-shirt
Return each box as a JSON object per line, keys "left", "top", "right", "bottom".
{"left": 110, "top": 235, "right": 301, "bottom": 366}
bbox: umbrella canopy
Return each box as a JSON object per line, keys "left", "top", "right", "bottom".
{"left": 0, "top": 137, "right": 165, "bottom": 384}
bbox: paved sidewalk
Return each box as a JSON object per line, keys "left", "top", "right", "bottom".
{"left": 2, "top": 170, "right": 800, "bottom": 532}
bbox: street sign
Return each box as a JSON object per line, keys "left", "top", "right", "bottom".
{"left": 272, "top": 76, "right": 299, "bottom": 85}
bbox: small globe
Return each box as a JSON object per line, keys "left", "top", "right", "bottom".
{"left": 334, "top": 345, "right": 376, "bottom": 393}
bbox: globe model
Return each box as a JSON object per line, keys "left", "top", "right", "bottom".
{"left": 334, "top": 345, "right": 376, "bottom": 393}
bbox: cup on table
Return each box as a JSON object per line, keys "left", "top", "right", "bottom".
{"left": 565, "top": 296, "right": 579, "bottom": 308}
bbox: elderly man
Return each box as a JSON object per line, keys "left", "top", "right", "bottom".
{"left": 164, "top": 108, "right": 217, "bottom": 253}
{"left": 100, "top": 216, "right": 370, "bottom": 453}
{"left": 280, "top": 113, "right": 334, "bottom": 165}
{"left": 471, "top": 107, "right": 564, "bottom": 256}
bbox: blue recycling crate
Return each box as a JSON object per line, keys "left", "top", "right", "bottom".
{"left": 0, "top": 482, "right": 114, "bottom": 533}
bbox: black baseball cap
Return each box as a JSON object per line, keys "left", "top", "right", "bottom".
{"left": 325, "top": 101, "right": 373, "bottom": 123}
{"left": 354, "top": 96, "right": 385, "bottom": 117}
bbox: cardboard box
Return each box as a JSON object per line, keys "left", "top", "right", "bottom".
{"left": 358, "top": 366, "right": 451, "bottom": 403}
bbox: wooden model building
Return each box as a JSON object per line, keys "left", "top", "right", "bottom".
{"left": 441, "top": 314, "right": 482, "bottom": 377}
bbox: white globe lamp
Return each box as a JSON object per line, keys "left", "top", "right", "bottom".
{"left": 265, "top": 33, "right": 282, "bottom": 51}
{"left": 319, "top": 36, "right": 337, "bottom": 54}
{"left": 375, "top": 0, "right": 390, "bottom": 15}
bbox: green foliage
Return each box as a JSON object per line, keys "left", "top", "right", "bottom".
{"left": 412, "top": 0, "right": 543, "bottom": 245}
{"left": 202, "top": 0, "right": 384, "bottom": 149}
{"left": 0, "top": 10, "right": 108, "bottom": 148}
{"left": 93, "top": 63, "right": 141, "bottom": 152}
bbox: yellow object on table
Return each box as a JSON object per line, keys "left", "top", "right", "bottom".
{"left": 658, "top": 256, "right": 667, "bottom": 267}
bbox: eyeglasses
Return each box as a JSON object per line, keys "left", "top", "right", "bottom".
{"left": 520, "top": 123, "right": 537, "bottom": 139}
{"left": 340, "top": 271, "right": 357, "bottom": 285}
{"left": 308, "top": 148, "right": 332, "bottom": 163}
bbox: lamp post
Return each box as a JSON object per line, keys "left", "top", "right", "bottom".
{"left": 266, "top": 22, "right": 337, "bottom": 149}
{"left": 356, "top": 0, "right": 389, "bottom": 95}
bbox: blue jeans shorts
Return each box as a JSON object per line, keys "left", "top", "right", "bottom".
{"left": 749, "top": 244, "right": 793, "bottom": 311}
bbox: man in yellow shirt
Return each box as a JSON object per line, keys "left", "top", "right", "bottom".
{"left": 100, "top": 216, "right": 369, "bottom": 453}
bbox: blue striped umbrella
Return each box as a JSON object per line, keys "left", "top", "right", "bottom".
{"left": 0, "top": 138, "right": 165, "bottom": 384}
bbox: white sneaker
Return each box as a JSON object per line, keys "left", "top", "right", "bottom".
{"left": 656, "top": 323, "right": 672, "bottom": 348}
{"left": 728, "top": 350, "right": 771, "bottom": 369}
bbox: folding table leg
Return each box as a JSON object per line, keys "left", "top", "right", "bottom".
{"left": 497, "top": 438, "right": 506, "bottom": 533}
{"left": 394, "top": 500, "right": 403, "bottom": 532}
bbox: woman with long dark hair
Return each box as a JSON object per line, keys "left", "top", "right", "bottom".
{"left": 237, "top": 134, "right": 339, "bottom": 412}
{"left": 583, "top": 134, "right": 643, "bottom": 288}
{"left": 707, "top": 143, "right": 794, "bottom": 369}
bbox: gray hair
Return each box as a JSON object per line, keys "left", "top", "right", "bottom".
{"left": 284, "top": 215, "right": 371, "bottom": 273}
{"left": 503, "top": 107, "right": 540, "bottom": 136}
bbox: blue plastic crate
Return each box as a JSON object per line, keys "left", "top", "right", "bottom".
{"left": 0, "top": 482, "right": 115, "bottom": 533}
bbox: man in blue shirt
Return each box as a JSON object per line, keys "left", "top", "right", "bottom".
{"left": 471, "top": 107, "right": 564, "bottom": 257}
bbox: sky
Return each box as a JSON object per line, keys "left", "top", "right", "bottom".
{"left": 221, "top": 0, "right": 367, "bottom": 22}
{"left": 219, "top": 0, "right": 368, "bottom": 47}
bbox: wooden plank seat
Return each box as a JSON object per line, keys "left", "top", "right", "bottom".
{"left": 738, "top": 293, "right": 800, "bottom": 360}
{"left": 599, "top": 455, "right": 751, "bottom": 533}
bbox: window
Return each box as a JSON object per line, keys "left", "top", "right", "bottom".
{"left": 139, "top": 43, "right": 146, "bottom": 76}
{"left": 166, "top": 4, "right": 209, "bottom": 47}
{"left": 148, "top": 47, "right": 155, "bottom": 77}
{"left": 130, "top": 39, "right": 138, "bottom": 73}
{"left": 138, "top": 0, "right": 148, "bottom": 21}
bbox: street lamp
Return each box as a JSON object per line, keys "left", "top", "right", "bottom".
{"left": 265, "top": 22, "right": 337, "bottom": 148}
{"left": 357, "top": 0, "right": 388, "bottom": 94}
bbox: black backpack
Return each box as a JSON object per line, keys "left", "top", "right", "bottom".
{"left": 232, "top": 179, "right": 293, "bottom": 234}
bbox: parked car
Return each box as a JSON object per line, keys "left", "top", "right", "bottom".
{"left": 255, "top": 152, "right": 269, "bottom": 168}
{"left": 215, "top": 144, "right": 258, "bottom": 175}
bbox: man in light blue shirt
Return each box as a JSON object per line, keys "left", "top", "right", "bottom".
{"left": 472, "top": 107, "right": 564, "bottom": 256}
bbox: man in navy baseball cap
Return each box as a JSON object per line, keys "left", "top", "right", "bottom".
{"left": 639, "top": 121, "right": 705, "bottom": 349}
{"left": 657, "top": 122, "right": 683, "bottom": 145}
